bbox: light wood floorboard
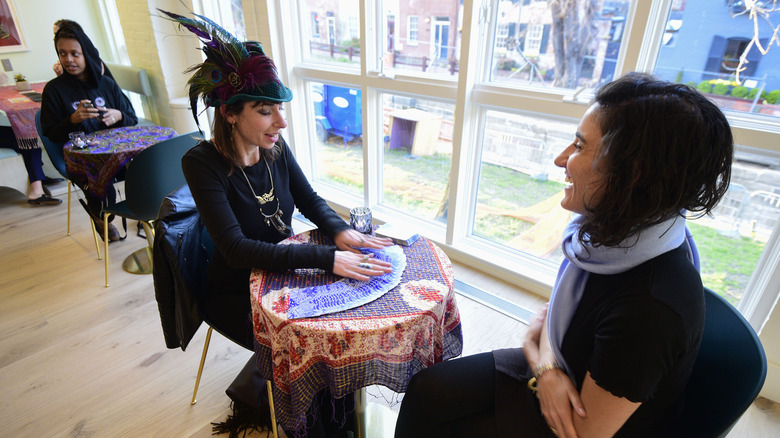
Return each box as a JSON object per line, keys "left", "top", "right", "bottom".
{"left": 0, "top": 185, "right": 777, "bottom": 437}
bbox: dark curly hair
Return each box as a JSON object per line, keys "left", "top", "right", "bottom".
{"left": 579, "top": 72, "right": 733, "bottom": 247}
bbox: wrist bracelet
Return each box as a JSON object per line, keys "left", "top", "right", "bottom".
{"left": 527, "top": 362, "right": 562, "bottom": 393}
{"left": 533, "top": 361, "right": 562, "bottom": 379}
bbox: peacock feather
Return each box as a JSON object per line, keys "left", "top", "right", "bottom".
{"left": 158, "top": 8, "right": 290, "bottom": 130}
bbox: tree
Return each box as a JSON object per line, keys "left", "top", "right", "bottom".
{"left": 729, "top": 0, "right": 780, "bottom": 84}
{"left": 548, "top": 0, "right": 599, "bottom": 88}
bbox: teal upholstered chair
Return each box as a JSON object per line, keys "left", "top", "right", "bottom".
{"left": 102, "top": 132, "right": 199, "bottom": 287}
{"left": 35, "top": 110, "right": 102, "bottom": 259}
{"left": 674, "top": 287, "right": 767, "bottom": 437}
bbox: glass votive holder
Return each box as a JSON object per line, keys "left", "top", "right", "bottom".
{"left": 350, "top": 207, "right": 372, "bottom": 234}
{"left": 69, "top": 131, "right": 86, "bottom": 149}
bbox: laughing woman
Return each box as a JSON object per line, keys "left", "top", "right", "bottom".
{"left": 394, "top": 72, "right": 733, "bottom": 438}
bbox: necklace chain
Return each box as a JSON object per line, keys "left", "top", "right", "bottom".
{"left": 239, "top": 159, "right": 290, "bottom": 235}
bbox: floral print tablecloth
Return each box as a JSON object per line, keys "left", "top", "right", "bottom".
{"left": 250, "top": 229, "right": 463, "bottom": 436}
{"left": 63, "top": 125, "right": 177, "bottom": 199}
{"left": 0, "top": 82, "right": 46, "bottom": 149}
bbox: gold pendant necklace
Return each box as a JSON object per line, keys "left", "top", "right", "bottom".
{"left": 239, "top": 158, "right": 290, "bottom": 235}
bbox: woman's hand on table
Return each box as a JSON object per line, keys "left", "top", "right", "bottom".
{"left": 99, "top": 107, "right": 123, "bottom": 126}
{"left": 333, "top": 228, "right": 393, "bottom": 253}
{"left": 69, "top": 100, "right": 100, "bottom": 124}
{"left": 333, "top": 250, "right": 393, "bottom": 281}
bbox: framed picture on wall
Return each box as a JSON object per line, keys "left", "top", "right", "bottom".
{"left": 0, "top": 0, "right": 26, "bottom": 53}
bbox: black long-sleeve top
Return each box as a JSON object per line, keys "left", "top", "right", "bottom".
{"left": 182, "top": 139, "right": 350, "bottom": 296}
{"left": 40, "top": 73, "right": 138, "bottom": 144}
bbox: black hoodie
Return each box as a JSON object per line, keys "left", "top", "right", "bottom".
{"left": 40, "top": 27, "right": 137, "bottom": 143}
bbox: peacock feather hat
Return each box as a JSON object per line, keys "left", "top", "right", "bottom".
{"left": 159, "top": 9, "right": 292, "bottom": 126}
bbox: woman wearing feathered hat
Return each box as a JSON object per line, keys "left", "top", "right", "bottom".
{"left": 161, "top": 10, "right": 393, "bottom": 436}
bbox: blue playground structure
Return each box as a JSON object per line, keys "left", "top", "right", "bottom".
{"left": 312, "top": 84, "right": 362, "bottom": 146}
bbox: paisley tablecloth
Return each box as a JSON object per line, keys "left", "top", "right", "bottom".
{"left": 0, "top": 82, "right": 46, "bottom": 149}
{"left": 63, "top": 125, "right": 177, "bottom": 199}
{"left": 250, "top": 229, "right": 463, "bottom": 436}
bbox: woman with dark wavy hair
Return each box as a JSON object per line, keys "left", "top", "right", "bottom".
{"left": 394, "top": 72, "right": 733, "bottom": 438}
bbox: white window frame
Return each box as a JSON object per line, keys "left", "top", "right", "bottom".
{"left": 259, "top": 0, "right": 780, "bottom": 326}
{"left": 349, "top": 16, "right": 359, "bottom": 41}
{"left": 524, "top": 23, "right": 544, "bottom": 56}
{"left": 407, "top": 15, "right": 419, "bottom": 46}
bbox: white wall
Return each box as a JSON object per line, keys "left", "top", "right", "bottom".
{"left": 0, "top": 0, "right": 110, "bottom": 85}
{"left": 2, "top": 0, "right": 201, "bottom": 129}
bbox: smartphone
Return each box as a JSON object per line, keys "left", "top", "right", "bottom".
{"left": 82, "top": 102, "right": 94, "bottom": 109}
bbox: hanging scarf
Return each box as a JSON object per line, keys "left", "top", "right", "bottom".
{"left": 547, "top": 214, "right": 700, "bottom": 376}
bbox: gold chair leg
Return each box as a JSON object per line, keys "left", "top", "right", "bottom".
{"left": 267, "top": 379, "right": 279, "bottom": 438}
{"left": 66, "top": 181, "right": 71, "bottom": 236}
{"left": 104, "top": 212, "right": 110, "bottom": 287}
{"left": 192, "top": 326, "right": 213, "bottom": 405}
{"left": 141, "top": 221, "right": 155, "bottom": 270}
{"left": 87, "top": 217, "right": 102, "bottom": 261}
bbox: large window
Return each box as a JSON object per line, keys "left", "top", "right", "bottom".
{"left": 266, "top": 0, "right": 780, "bottom": 318}
{"left": 490, "top": 0, "right": 629, "bottom": 90}
{"left": 298, "top": 0, "right": 361, "bottom": 67}
{"left": 653, "top": 0, "right": 780, "bottom": 305}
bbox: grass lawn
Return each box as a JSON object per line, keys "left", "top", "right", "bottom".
{"left": 688, "top": 221, "right": 765, "bottom": 304}
{"left": 316, "top": 140, "right": 764, "bottom": 304}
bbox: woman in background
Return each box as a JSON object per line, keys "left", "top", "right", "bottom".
{"left": 51, "top": 19, "right": 114, "bottom": 80}
{"left": 41, "top": 25, "right": 137, "bottom": 241}
{"left": 394, "top": 72, "right": 733, "bottom": 437}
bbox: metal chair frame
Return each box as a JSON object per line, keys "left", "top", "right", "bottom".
{"left": 35, "top": 110, "right": 101, "bottom": 258}
{"left": 102, "top": 132, "right": 198, "bottom": 286}
{"left": 191, "top": 326, "right": 279, "bottom": 438}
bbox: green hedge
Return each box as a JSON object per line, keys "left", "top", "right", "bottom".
{"left": 712, "top": 83, "right": 730, "bottom": 95}
{"left": 731, "top": 86, "right": 749, "bottom": 98}
{"left": 766, "top": 90, "right": 780, "bottom": 104}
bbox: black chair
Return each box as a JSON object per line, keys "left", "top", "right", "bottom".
{"left": 102, "top": 132, "right": 199, "bottom": 287}
{"left": 35, "top": 109, "right": 102, "bottom": 259}
{"left": 675, "top": 287, "right": 767, "bottom": 437}
{"left": 152, "top": 186, "right": 279, "bottom": 437}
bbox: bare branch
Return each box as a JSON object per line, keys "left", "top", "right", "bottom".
{"left": 735, "top": 0, "right": 780, "bottom": 84}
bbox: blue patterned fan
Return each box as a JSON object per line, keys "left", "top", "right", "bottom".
{"left": 288, "top": 245, "right": 406, "bottom": 319}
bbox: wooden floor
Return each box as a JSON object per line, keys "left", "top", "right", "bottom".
{"left": 1, "top": 184, "right": 778, "bottom": 437}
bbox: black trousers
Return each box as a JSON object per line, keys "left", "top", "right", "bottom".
{"left": 394, "top": 352, "right": 555, "bottom": 438}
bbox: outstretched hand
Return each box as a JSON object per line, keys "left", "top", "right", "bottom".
{"left": 333, "top": 228, "right": 393, "bottom": 253}
{"left": 332, "top": 229, "right": 394, "bottom": 280}
{"left": 332, "top": 250, "right": 393, "bottom": 281}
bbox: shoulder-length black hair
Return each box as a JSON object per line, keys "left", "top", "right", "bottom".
{"left": 580, "top": 72, "right": 733, "bottom": 247}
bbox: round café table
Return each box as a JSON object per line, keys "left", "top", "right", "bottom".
{"left": 63, "top": 125, "right": 177, "bottom": 274}
{"left": 63, "top": 125, "right": 178, "bottom": 200}
{"left": 250, "top": 229, "right": 463, "bottom": 437}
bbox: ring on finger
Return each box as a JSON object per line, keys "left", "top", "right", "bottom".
{"left": 358, "top": 262, "right": 372, "bottom": 269}
{"left": 362, "top": 255, "right": 369, "bottom": 263}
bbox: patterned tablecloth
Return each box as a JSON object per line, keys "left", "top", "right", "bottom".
{"left": 0, "top": 82, "right": 46, "bottom": 149}
{"left": 63, "top": 125, "right": 177, "bottom": 199}
{"left": 250, "top": 229, "right": 463, "bottom": 436}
